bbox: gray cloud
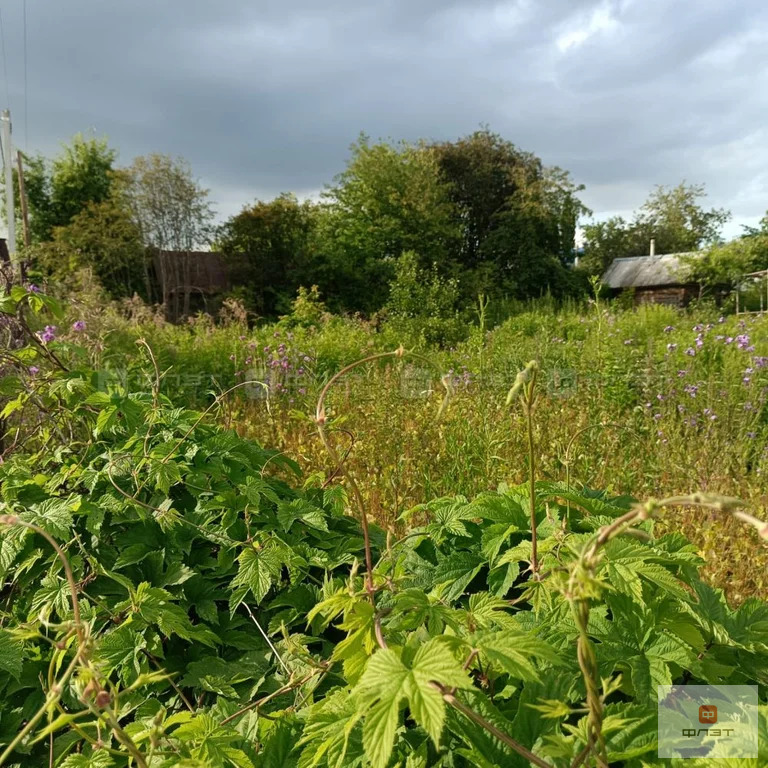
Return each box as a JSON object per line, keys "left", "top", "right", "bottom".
{"left": 0, "top": 0, "right": 764, "bottom": 232}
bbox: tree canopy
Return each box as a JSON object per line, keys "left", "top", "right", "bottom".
{"left": 18, "top": 127, "right": 761, "bottom": 321}
{"left": 581, "top": 182, "right": 730, "bottom": 274}
{"left": 22, "top": 134, "right": 117, "bottom": 243}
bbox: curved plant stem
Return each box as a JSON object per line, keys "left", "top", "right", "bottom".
{"left": 565, "top": 492, "right": 765, "bottom": 767}
{"left": 523, "top": 368, "right": 539, "bottom": 575}
{"left": 0, "top": 649, "right": 83, "bottom": 766}
{"left": 220, "top": 668, "right": 325, "bottom": 726}
{"left": 314, "top": 348, "right": 449, "bottom": 607}
{"left": 438, "top": 686, "right": 552, "bottom": 768}
{"left": 0, "top": 517, "right": 84, "bottom": 643}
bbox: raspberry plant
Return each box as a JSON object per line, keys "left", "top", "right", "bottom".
{"left": 0, "top": 285, "right": 766, "bottom": 767}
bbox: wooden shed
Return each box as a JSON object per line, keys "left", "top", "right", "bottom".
{"left": 601, "top": 252, "right": 700, "bottom": 307}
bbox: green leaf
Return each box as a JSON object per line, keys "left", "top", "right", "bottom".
{"left": 0, "top": 630, "right": 23, "bottom": 679}
{"left": 431, "top": 551, "right": 484, "bottom": 602}
{"left": 230, "top": 545, "right": 284, "bottom": 612}
{"left": 354, "top": 638, "right": 472, "bottom": 768}
{"left": 277, "top": 499, "right": 329, "bottom": 533}
{"left": 472, "top": 629, "right": 561, "bottom": 682}
{"left": 59, "top": 751, "right": 115, "bottom": 768}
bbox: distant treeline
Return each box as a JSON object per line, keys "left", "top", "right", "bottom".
{"left": 15, "top": 129, "right": 768, "bottom": 319}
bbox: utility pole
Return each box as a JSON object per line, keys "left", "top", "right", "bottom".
{"left": 16, "top": 151, "right": 30, "bottom": 247}
{"left": 0, "top": 110, "right": 17, "bottom": 278}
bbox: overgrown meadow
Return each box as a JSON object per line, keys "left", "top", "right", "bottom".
{"left": 1, "top": 284, "right": 767, "bottom": 767}
{"left": 62, "top": 290, "right": 768, "bottom": 602}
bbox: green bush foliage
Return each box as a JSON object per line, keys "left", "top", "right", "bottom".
{"left": 1, "top": 287, "right": 767, "bottom": 766}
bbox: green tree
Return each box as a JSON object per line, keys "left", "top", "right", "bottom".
{"left": 431, "top": 129, "right": 536, "bottom": 271}
{"left": 580, "top": 216, "right": 634, "bottom": 274}
{"left": 21, "top": 134, "right": 117, "bottom": 242}
{"left": 432, "top": 129, "right": 588, "bottom": 298}
{"left": 581, "top": 182, "right": 730, "bottom": 275}
{"left": 120, "top": 154, "right": 214, "bottom": 315}
{"left": 633, "top": 181, "right": 729, "bottom": 254}
{"left": 318, "top": 135, "right": 462, "bottom": 312}
{"left": 34, "top": 193, "right": 145, "bottom": 299}
{"left": 218, "top": 193, "right": 320, "bottom": 317}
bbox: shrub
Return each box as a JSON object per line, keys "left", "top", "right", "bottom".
{"left": 0, "top": 287, "right": 766, "bottom": 766}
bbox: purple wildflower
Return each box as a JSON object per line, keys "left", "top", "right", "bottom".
{"left": 663, "top": 325, "right": 675, "bottom": 333}
{"left": 72, "top": 320, "right": 86, "bottom": 332}
{"left": 667, "top": 343, "right": 678, "bottom": 352}
{"left": 685, "top": 347, "right": 696, "bottom": 357}
{"left": 28, "top": 365, "right": 39, "bottom": 375}
{"left": 38, "top": 325, "right": 56, "bottom": 344}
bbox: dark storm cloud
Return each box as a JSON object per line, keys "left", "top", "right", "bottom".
{"left": 0, "top": 0, "right": 765, "bottom": 227}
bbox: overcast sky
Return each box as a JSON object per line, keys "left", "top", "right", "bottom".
{"left": 0, "top": 0, "right": 766, "bottom": 236}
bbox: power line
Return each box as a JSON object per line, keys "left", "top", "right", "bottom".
{"left": 0, "top": 8, "right": 10, "bottom": 110}
{"left": 23, "top": 0, "right": 27, "bottom": 147}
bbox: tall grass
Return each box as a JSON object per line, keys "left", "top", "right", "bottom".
{"left": 64, "top": 296, "right": 768, "bottom": 601}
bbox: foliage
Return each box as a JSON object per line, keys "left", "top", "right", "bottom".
{"left": 385, "top": 251, "right": 464, "bottom": 347}
{"left": 20, "top": 135, "right": 118, "bottom": 244}
{"left": 432, "top": 129, "right": 588, "bottom": 279}
{"left": 218, "top": 194, "right": 321, "bottom": 318}
{"left": 679, "top": 234, "right": 768, "bottom": 291}
{"left": 316, "top": 135, "right": 462, "bottom": 312}
{"left": 285, "top": 285, "right": 329, "bottom": 328}
{"left": 581, "top": 182, "right": 730, "bottom": 274}
{"left": 1, "top": 287, "right": 767, "bottom": 767}
{"left": 33, "top": 194, "right": 146, "bottom": 300}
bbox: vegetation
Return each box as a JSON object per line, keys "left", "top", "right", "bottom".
{"left": 1, "top": 279, "right": 768, "bottom": 766}
{"left": 2, "top": 124, "right": 768, "bottom": 766}
{"left": 13, "top": 129, "right": 768, "bottom": 319}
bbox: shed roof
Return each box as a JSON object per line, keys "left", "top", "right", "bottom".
{"left": 602, "top": 253, "right": 696, "bottom": 289}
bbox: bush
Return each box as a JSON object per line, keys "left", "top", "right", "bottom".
{"left": 0, "top": 287, "right": 766, "bottom": 766}
{"left": 385, "top": 251, "right": 467, "bottom": 347}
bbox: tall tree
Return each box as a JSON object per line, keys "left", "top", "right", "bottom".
{"left": 633, "top": 182, "right": 729, "bottom": 254}
{"left": 34, "top": 194, "right": 145, "bottom": 300}
{"left": 432, "top": 129, "right": 588, "bottom": 298}
{"left": 21, "top": 134, "right": 117, "bottom": 243}
{"left": 218, "top": 193, "right": 320, "bottom": 317}
{"left": 431, "top": 129, "right": 535, "bottom": 271}
{"left": 318, "top": 135, "right": 462, "bottom": 312}
{"left": 582, "top": 182, "right": 730, "bottom": 274}
{"left": 120, "top": 154, "right": 214, "bottom": 316}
